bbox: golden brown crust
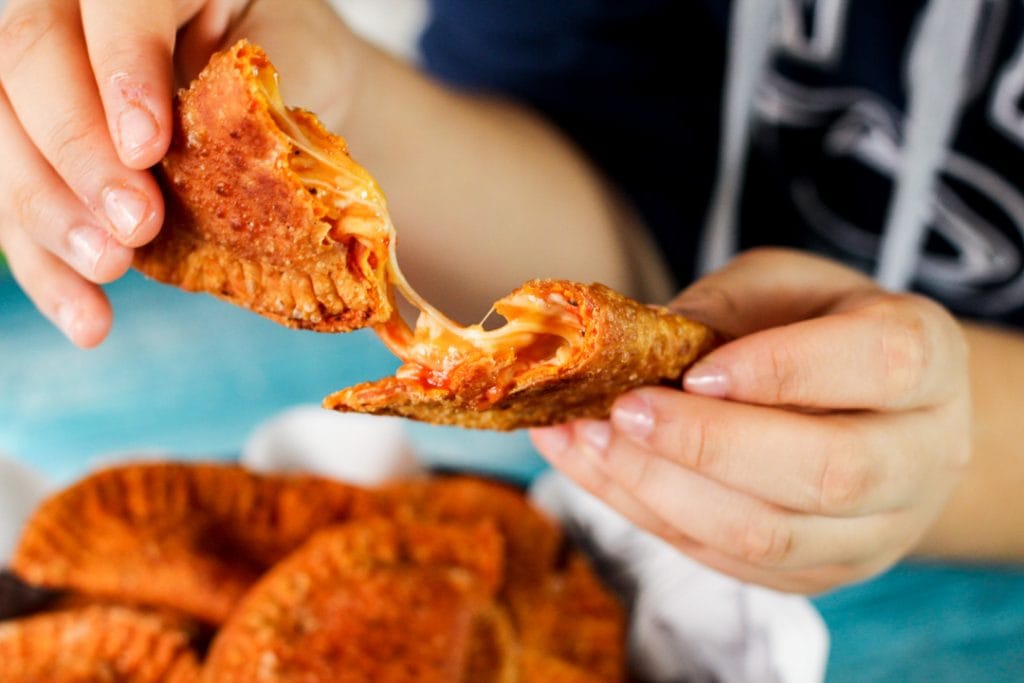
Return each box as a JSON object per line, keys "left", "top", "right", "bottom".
{"left": 377, "top": 477, "right": 563, "bottom": 594}
{"left": 10, "top": 463, "right": 378, "bottom": 624}
{"left": 135, "top": 40, "right": 392, "bottom": 331}
{"left": 326, "top": 280, "right": 719, "bottom": 429}
{"left": 510, "top": 554, "right": 627, "bottom": 682}
{"left": 7, "top": 466, "right": 626, "bottom": 681}
{"left": 203, "top": 519, "right": 507, "bottom": 683}
{"left": 0, "top": 605, "right": 201, "bottom": 683}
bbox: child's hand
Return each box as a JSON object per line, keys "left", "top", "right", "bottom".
{"left": 532, "top": 248, "right": 971, "bottom": 593}
{"left": 0, "top": 0, "right": 355, "bottom": 346}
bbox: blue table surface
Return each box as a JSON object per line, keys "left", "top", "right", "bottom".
{"left": 2, "top": 271, "right": 1023, "bottom": 682}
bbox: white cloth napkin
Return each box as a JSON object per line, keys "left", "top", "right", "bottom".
{"left": 531, "top": 472, "right": 829, "bottom": 683}
{"left": 0, "top": 409, "right": 830, "bottom": 682}
{"left": 0, "top": 453, "right": 51, "bottom": 566}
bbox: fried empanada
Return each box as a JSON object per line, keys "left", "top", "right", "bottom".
{"left": 203, "top": 519, "right": 508, "bottom": 682}
{"left": 10, "top": 463, "right": 377, "bottom": 624}
{"left": 328, "top": 279, "right": 718, "bottom": 429}
{"left": 509, "top": 554, "right": 627, "bottom": 682}
{"left": 0, "top": 605, "right": 200, "bottom": 683}
{"left": 135, "top": 40, "right": 393, "bottom": 331}
{"left": 378, "top": 476, "right": 563, "bottom": 591}
{"left": 141, "top": 41, "right": 718, "bottom": 429}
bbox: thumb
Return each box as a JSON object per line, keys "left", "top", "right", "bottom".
{"left": 670, "top": 247, "right": 877, "bottom": 338}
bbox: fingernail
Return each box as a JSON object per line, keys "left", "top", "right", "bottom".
{"left": 612, "top": 393, "right": 655, "bottom": 442}
{"left": 117, "top": 104, "right": 159, "bottom": 155}
{"left": 54, "top": 301, "right": 80, "bottom": 341}
{"left": 67, "top": 226, "right": 105, "bottom": 273}
{"left": 531, "top": 425, "right": 573, "bottom": 458}
{"left": 684, "top": 362, "right": 729, "bottom": 397}
{"left": 577, "top": 420, "right": 611, "bottom": 455}
{"left": 103, "top": 186, "right": 149, "bottom": 240}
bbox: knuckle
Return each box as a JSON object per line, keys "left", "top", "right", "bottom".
{"left": 732, "top": 512, "right": 793, "bottom": 567}
{"left": 91, "top": 39, "right": 157, "bottom": 81}
{"left": 620, "top": 448, "right": 659, "bottom": 496}
{"left": 674, "top": 283, "right": 742, "bottom": 320}
{"left": 815, "top": 434, "right": 874, "bottom": 515}
{"left": 41, "top": 117, "right": 101, "bottom": 197}
{"left": 734, "top": 246, "right": 785, "bottom": 265}
{"left": 9, "top": 180, "right": 45, "bottom": 231}
{"left": 677, "top": 415, "right": 716, "bottom": 473}
{"left": 871, "top": 296, "right": 931, "bottom": 404}
{"left": 766, "top": 343, "right": 802, "bottom": 405}
{"left": 0, "top": 4, "right": 61, "bottom": 76}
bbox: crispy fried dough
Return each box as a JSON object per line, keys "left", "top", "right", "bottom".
{"left": 327, "top": 280, "right": 719, "bottom": 429}
{"left": 203, "top": 519, "right": 507, "bottom": 682}
{"left": 510, "top": 554, "right": 627, "bottom": 682}
{"left": 11, "top": 463, "right": 377, "bottom": 624}
{"left": 8, "top": 466, "right": 627, "bottom": 681}
{"left": 0, "top": 605, "right": 200, "bottom": 683}
{"left": 135, "top": 40, "right": 393, "bottom": 331}
{"left": 378, "top": 477, "right": 563, "bottom": 592}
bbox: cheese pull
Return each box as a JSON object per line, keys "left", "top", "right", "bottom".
{"left": 138, "top": 40, "right": 719, "bottom": 429}
{"left": 330, "top": 279, "right": 718, "bottom": 430}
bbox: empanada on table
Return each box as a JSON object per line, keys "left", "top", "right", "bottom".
{"left": 10, "top": 463, "right": 377, "bottom": 624}
{"left": 0, "top": 605, "right": 201, "bottom": 683}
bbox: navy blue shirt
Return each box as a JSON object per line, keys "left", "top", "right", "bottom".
{"left": 421, "top": 0, "right": 1024, "bottom": 326}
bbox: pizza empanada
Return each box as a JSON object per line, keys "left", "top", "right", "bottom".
{"left": 138, "top": 41, "right": 717, "bottom": 429}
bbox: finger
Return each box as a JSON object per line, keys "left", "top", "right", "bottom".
{"left": 0, "top": 0, "right": 164, "bottom": 247}
{"left": 683, "top": 292, "right": 966, "bottom": 410}
{"left": 0, "top": 89, "right": 133, "bottom": 283}
{"left": 609, "top": 387, "right": 957, "bottom": 516}
{"left": 0, "top": 216, "right": 112, "bottom": 347}
{"left": 532, "top": 423, "right": 690, "bottom": 542}
{"left": 589, "top": 427, "right": 908, "bottom": 571}
{"left": 671, "top": 247, "right": 877, "bottom": 338}
{"left": 531, "top": 423, "right": 880, "bottom": 592}
{"left": 79, "top": 0, "right": 177, "bottom": 168}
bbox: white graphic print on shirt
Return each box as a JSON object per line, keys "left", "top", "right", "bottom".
{"left": 755, "top": 0, "right": 1024, "bottom": 318}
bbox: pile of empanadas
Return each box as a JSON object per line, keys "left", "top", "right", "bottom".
{"left": 0, "top": 463, "right": 625, "bottom": 682}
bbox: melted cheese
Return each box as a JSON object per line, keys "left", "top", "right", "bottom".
{"left": 254, "top": 58, "right": 582, "bottom": 378}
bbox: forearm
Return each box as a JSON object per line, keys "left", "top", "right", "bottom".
{"left": 914, "top": 322, "right": 1024, "bottom": 561}
{"left": 324, "top": 38, "right": 650, "bottom": 321}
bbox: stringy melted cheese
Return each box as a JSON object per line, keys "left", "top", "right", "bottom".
{"left": 253, "top": 58, "right": 582, "bottom": 393}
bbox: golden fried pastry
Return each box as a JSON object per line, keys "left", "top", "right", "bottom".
{"left": 205, "top": 483, "right": 624, "bottom": 682}
{"left": 0, "top": 605, "right": 200, "bottom": 683}
{"left": 11, "top": 463, "right": 378, "bottom": 624}
{"left": 329, "top": 279, "right": 719, "bottom": 429}
{"left": 140, "top": 41, "right": 718, "bottom": 430}
{"left": 510, "top": 554, "right": 627, "bottom": 682}
{"left": 203, "top": 519, "right": 508, "bottom": 682}
{"left": 517, "top": 652, "right": 605, "bottom": 683}
{"left": 378, "top": 476, "right": 563, "bottom": 591}
{"left": 135, "top": 40, "right": 393, "bottom": 331}
{"left": 7, "top": 465, "right": 627, "bottom": 681}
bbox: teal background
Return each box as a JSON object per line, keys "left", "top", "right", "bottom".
{"left": 2, "top": 269, "right": 1023, "bottom": 681}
